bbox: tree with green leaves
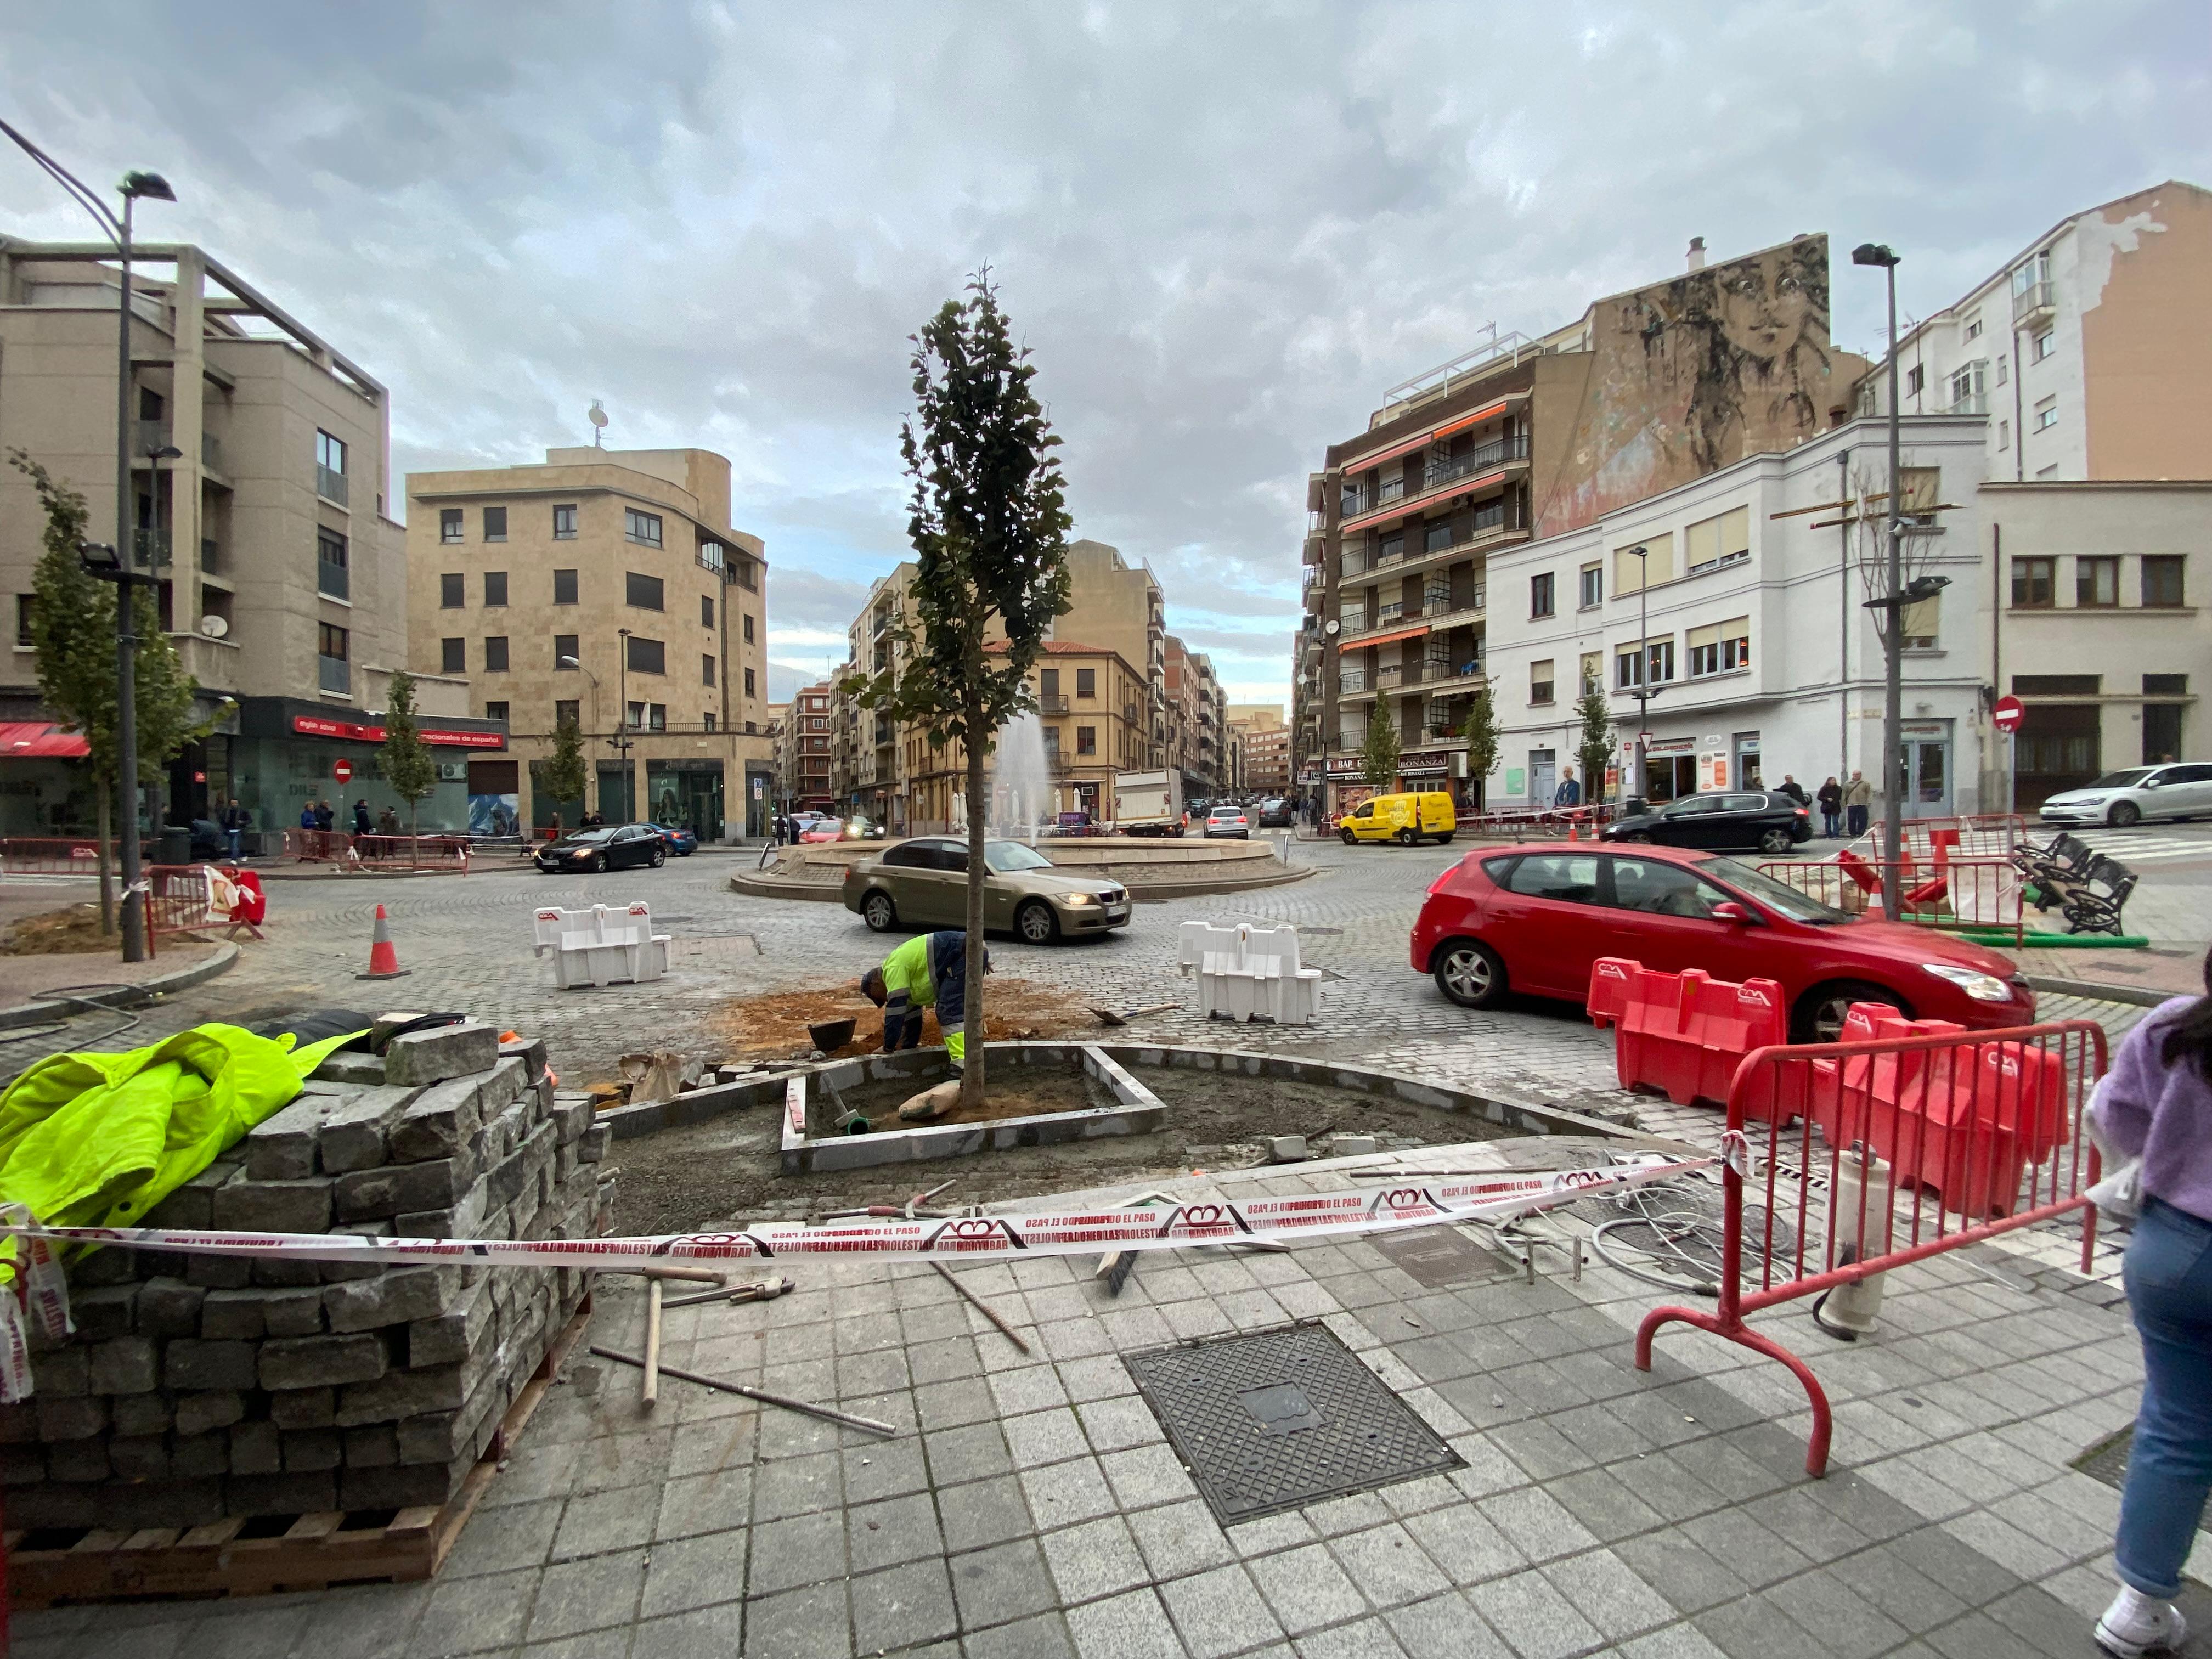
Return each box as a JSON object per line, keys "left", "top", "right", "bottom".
{"left": 381, "top": 670, "right": 437, "bottom": 839}
{"left": 1360, "top": 701, "right": 1400, "bottom": 789}
{"left": 848, "top": 272, "right": 1072, "bottom": 1109}
{"left": 541, "top": 714, "right": 588, "bottom": 823}
{"left": 1573, "top": 675, "right": 1612, "bottom": 804}
{"left": 1460, "top": 686, "right": 1499, "bottom": 809}
{"left": 10, "top": 450, "right": 211, "bottom": 935}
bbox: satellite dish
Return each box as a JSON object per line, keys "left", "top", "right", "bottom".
{"left": 588, "top": 399, "right": 608, "bottom": 448}
{"left": 199, "top": 614, "right": 229, "bottom": 639}
{"left": 1323, "top": 620, "right": 1340, "bottom": 636}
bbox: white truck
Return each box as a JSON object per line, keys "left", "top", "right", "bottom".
{"left": 1111, "top": 770, "right": 1183, "bottom": 837}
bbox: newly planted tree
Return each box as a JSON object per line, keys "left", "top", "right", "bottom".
{"left": 1460, "top": 686, "right": 1499, "bottom": 809}
{"left": 1360, "top": 701, "right": 1400, "bottom": 789}
{"left": 849, "top": 273, "right": 1071, "bottom": 1107}
{"left": 1574, "top": 674, "right": 1612, "bottom": 804}
{"left": 381, "top": 670, "right": 437, "bottom": 839}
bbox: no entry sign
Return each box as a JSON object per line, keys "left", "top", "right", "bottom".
{"left": 1991, "top": 695, "right": 2024, "bottom": 734}
{"left": 333, "top": 759, "right": 354, "bottom": 783}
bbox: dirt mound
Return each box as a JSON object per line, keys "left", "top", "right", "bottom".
{"left": 2, "top": 905, "right": 116, "bottom": 956}
{"left": 706, "top": 977, "right": 1099, "bottom": 1060}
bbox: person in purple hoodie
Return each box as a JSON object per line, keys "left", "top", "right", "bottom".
{"left": 2090, "top": 945, "right": 2212, "bottom": 1657}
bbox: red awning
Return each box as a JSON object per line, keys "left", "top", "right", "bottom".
{"left": 1339, "top": 397, "right": 1515, "bottom": 474}
{"left": 0, "top": 722, "right": 90, "bottom": 759}
{"left": 1339, "top": 623, "right": 1431, "bottom": 653}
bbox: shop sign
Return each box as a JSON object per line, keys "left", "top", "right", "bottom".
{"left": 332, "top": 759, "right": 353, "bottom": 783}
{"left": 291, "top": 715, "right": 504, "bottom": 749}
{"left": 1324, "top": 757, "right": 1365, "bottom": 780}
{"left": 1398, "top": 748, "right": 1454, "bottom": 778}
{"left": 1640, "top": 736, "right": 1696, "bottom": 757}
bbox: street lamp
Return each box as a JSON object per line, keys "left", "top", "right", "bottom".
{"left": 0, "top": 119, "right": 176, "bottom": 961}
{"left": 1624, "top": 545, "right": 1659, "bottom": 812}
{"left": 1853, "top": 240, "right": 1907, "bottom": 913}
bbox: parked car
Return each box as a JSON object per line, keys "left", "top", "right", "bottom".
{"left": 1340, "top": 791, "right": 1457, "bottom": 847}
{"left": 535, "top": 823, "right": 668, "bottom": 873}
{"left": 842, "top": 837, "right": 1132, "bottom": 943}
{"left": 2037, "top": 762, "right": 2212, "bottom": 827}
{"left": 1410, "top": 840, "right": 2034, "bottom": 1041}
{"left": 1256, "top": 798, "right": 1295, "bottom": 828}
{"left": 1602, "top": 791, "right": 1811, "bottom": 855}
{"left": 650, "top": 823, "right": 698, "bottom": 856}
{"left": 1204, "top": 804, "right": 1251, "bottom": 839}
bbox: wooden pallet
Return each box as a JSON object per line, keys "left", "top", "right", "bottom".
{"left": 6, "top": 1300, "right": 591, "bottom": 1607}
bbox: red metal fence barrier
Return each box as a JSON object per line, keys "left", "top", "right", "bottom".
{"left": 0, "top": 837, "right": 128, "bottom": 876}
{"left": 280, "top": 830, "right": 470, "bottom": 873}
{"left": 1757, "top": 855, "right": 2025, "bottom": 944}
{"left": 1634, "top": 1016, "right": 2105, "bottom": 1476}
{"left": 142, "top": 865, "right": 218, "bottom": 951}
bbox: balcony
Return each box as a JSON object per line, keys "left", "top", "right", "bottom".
{"left": 1039, "top": 694, "right": 1070, "bottom": 714}
{"left": 1424, "top": 432, "right": 1530, "bottom": 491}
{"left": 317, "top": 464, "right": 349, "bottom": 507}
{"left": 317, "top": 555, "right": 349, "bottom": 601}
{"left": 318, "top": 654, "right": 351, "bottom": 694}
{"left": 1376, "top": 665, "right": 1404, "bottom": 690}
{"left": 1343, "top": 433, "right": 1530, "bottom": 532}
{"left": 2012, "top": 278, "right": 2055, "bottom": 325}
{"left": 1945, "top": 390, "right": 1988, "bottom": 416}
{"left": 1340, "top": 672, "right": 1365, "bottom": 694}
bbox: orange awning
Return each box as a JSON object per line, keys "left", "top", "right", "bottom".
{"left": 0, "top": 722, "right": 89, "bottom": 759}
{"left": 1339, "top": 623, "right": 1431, "bottom": 653}
{"left": 1340, "top": 397, "right": 1514, "bottom": 474}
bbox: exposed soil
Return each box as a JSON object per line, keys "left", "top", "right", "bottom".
{"left": 606, "top": 1062, "right": 1572, "bottom": 1235}
{"left": 1, "top": 904, "right": 121, "bottom": 955}
{"left": 704, "top": 978, "right": 1101, "bottom": 1063}
{"left": 819, "top": 1059, "right": 1120, "bottom": 1131}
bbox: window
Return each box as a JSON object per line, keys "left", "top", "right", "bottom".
{"left": 1607, "top": 857, "right": 1729, "bottom": 920}
{"left": 552, "top": 504, "right": 578, "bottom": 539}
{"left": 2011, "top": 557, "right": 2055, "bottom": 608}
{"left": 14, "top": 594, "right": 33, "bottom": 647}
{"left": 625, "top": 572, "right": 664, "bottom": 611}
{"left": 1579, "top": 565, "right": 1602, "bottom": 610}
{"left": 2014, "top": 675, "right": 2099, "bottom": 695}
{"left": 2076, "top": 556, "right": 2119, "bottom": 608}
{"left": 1497, "top": 853, "right": 1600, "bottom": 904}
{"left": 626, "top": 702, "right": 666, "bottom": 732}
{"left": 439, "top": 572, "right": 464, "bottom": 608}
{"left": 701, "top": 595, "right": 714, "bottom": 628}
{"left": 2034, "top": 330, "right": 2055, "bottom": 362}
{"left": 703, "top": 713, "right": 716, "bottom": 732}
{"left": 1688, "top": 618, "right": 1751, "bottom": 675}
{"left": 1076, "top": 668, "right": 1097, "bottom": 699}
{"left": 1998, "top": 420, "right": 2010, "bottom": 451}
{"left": 1996, "top": 354, "right": 2008, "bottom": 386}
{"left": 554, "top": 634, "right": 579, "bottom": 669}
{"left": 1905, "top": 364, "right": 1924, "bottom": 397}
{"left": 1077, "top": 725, "right": 1097, "bottom": 755}
{"left": 1900, "top": 594, "right": 1939, "bottom": 648}
{"left": 702, "top": 654, "right": 716, "bottom": 686}
{"left": 1424, "top": 520, "right": 1453, "bottom": 554}
{"left": 1529, "top": 572, "right": 1555, "bottom": 618}
{"left": 1684, "top": 506, "right": 1751, "bottom": 572}
{"left": 318, "top": 622, "right": 349, "bottom": 692}
{"left": 441, "top": 637, "right": 465, "bottom": 674}
{"left": 483, "top": 570, "right": 507, "bottom": 607}
{"left": 624, "top": 509, "right": 663, "bottom": 546}
{"left": 2142, "top": 556, "right": 2185, "bottom": 608}
{"left": 485, "top": 701, "right": 509, "bottom": 724}
{"left": 553, "top": 568, "right": 578, "bottom": 605}
{"left": 317, "top": 528, "right": 349, "bottom": 600}
{"left": 742, "top": 614, "right": 754, "bottom": 644}
{"left": 1964, "top": 317, "right": 1982, "bottom": 342}
{"left": 2145, "top": 674, "right": 2188, "bottom": 695}
{"left": 1378, "top": 534, "right": 1403, "bottom": 566}
{"left": 140, "top": 388, "right": 165, "bottom": 421}
{"left": 554, "top": 699, "right": 580, "bottom": 728}
{"left": 439, "top": 508, "right": 463, "bottom": 544}
{"left": 2035, "top": 398, "right": 2058, "bottom": 431}
{"left": 317, "top": 431, "right": 347, "bottom": 476}
{"left": 1040, "top": 669, "right": 1059, "bottom": 699}
{"left": 1612, "top": 535, "right": 1674, "bottom": 594}
{"left": 626, "top": 636, "right": 665, "bottom": 675}
{"left": 482, "top": 506, "right": 507, "bottom": 543}
{"left": 484, "top": 636, "right": 509, "bottom": 673}
{"left": 1617, "top": 640, "right": 1673, "bottom": 689}
{"left": 1530, "top": 659, "right": 1554, "bottom": 706}
{"left": 1580, "top": 651, "right": 1602, "bottom": 694}
{"left": 744, "top": 667, "right": 755, "bottom": 697}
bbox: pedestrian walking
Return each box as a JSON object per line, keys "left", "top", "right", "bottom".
{"left": 1842, "top": 770, "right": 1872, "bottom": 839}
{"left": 1553, "top": 768, "right": 1582, "bottom": 808}
{"left": 2087, "top": 945, "right": 2212, "bottom": 1657}
{"left": 377, "top": 805, "right": 402, "bottom": 836}
{"left": 314, "top": 799, "right": 335, "bottom": 832}
{"left": 1778, "top": 775, "right": 1808, "bottom": 807}
{"left": 352, "top": 799, "right": 373, "bottom": 837}
{"left": 1816, "top": 776, "right": 1843, "bottom": 838}
{"left": 218, "top": 797, "right": 250, "bottom": 860}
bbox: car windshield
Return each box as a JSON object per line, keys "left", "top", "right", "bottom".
{"left": 567, "top": 828, "right": 616, "bottom": 844}
{"left": 984, "top": 840, "right": 1054, "bottom": 873}
{"left": 1701, "top": 856, "right": 1851, "bottom": 924}
{"left": 2088, "top": 769, "right": 2155, "bottom": 789}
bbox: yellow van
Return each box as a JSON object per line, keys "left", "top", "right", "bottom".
{"left": 1339, "top": 791, "right": 1457, "bottom": 847}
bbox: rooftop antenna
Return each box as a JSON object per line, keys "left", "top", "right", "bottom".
{"left": 588, "top": 399, "right": 608, "bottom": 448}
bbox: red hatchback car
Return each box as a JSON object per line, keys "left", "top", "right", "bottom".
{"left": 1410, "top": 841, "right": 2036, "bottom": 1042}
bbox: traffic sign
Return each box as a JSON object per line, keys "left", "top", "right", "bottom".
{"left": 333, "top": 759, "right": 354, "bottom": 783}
{"left": 1991, "top": 695, "right": 2024, "bottom": 734}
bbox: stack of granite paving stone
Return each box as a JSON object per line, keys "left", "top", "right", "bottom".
{"left": 0, "top": 1017, "right": 613, "bottom": 1532}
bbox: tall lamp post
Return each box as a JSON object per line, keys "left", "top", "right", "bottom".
{"left": 0, "top": 120, "right": 177, "bottom": 962}
{"left": 557, "top": 654, "right": 602, "bottom": 817}
{"left": 1624, "top": 545, "right": 1658, "bottom": 811}
{"left": 615, "top": 629, "right": 634, "bottom": 821}
{"left": 1852, "top": 241, "right": 1908, "bottom": 916}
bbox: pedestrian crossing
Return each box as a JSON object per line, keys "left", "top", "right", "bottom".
{"left": 2039, "top": 831, "right": 2212, "bottom": 865}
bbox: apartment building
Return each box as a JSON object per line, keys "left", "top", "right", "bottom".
{"left": 1163, "top": 634, "right": 1228, "bottom": 798}
{"left": 784, "top": 682, "right": 836, "bottom": 811}
{"left": 1860, "top": 181, "right": 2212, "bottom": 484}
{"left": 1060, "top": 540, "right": 1166, "bottom": 770}
{"left": 0, "top": 234, "right": 500, "bottom": 836}
{"left": 847, "top": 563, "right": 919, "bottom": 831}
{"left": 404, "top": 447, "right": 772, "bottom": 838}
{"left": 1295, "top": 235, "right": 1865, "bottom": 815}
{"left": 1228, "top": 704, "right": 1291, "bottom": 793}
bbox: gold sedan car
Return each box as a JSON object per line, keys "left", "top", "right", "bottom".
{"left": 841, "top": 837, "right": 1132, "bottom": 944}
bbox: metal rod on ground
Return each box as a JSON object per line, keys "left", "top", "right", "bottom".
{"left": 929, "top": 1261, "right": 1030, "bottom": 1353}
{"left": 589, "top": 1345, "right": 898, "bottom": 1436}
{"left": 662, "top": 1276, "right": 793, "bottom": 1311}
{"left": 591, "top": 1265, "right": 727, "bottom": 1285}
{"left": 641, "top": 1279, "right": 663, "bottom": 1407}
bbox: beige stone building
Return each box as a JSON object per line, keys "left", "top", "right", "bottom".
{"left": 784, "top": 683, "right": 836, "bottom": 812}
{"left": 1228, "top": 704, "right": 1291, "bottom": 793}
{"left": 1061, "top": 539, "right": 1166, "bottom": 769}
{"left": 404, "top": 447, "right": 772, "bottom": 838}
{"left": 0, "top": 233, "right": 496, "bottom": 838}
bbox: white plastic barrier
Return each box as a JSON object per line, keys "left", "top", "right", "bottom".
{"left": 1188, "top": 922, "right": 1320, "bottom": 1024}
{"left": 531, "top": 901, "right": 673, "bottom": 988}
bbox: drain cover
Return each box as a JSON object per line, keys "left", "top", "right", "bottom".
{"left": 2074, "top": 1423, "right": 2134, "bottom": 1491}
{"left": 1125, "top": 1321, "right": 1461, "bottom": 1524}
{"left": 1373, "top": 1224, "right": 1510, "bottom": 1288}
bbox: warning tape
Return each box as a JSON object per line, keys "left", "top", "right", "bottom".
{"left": 0, "top": 1159, "right": 1707, "bottom": 1274}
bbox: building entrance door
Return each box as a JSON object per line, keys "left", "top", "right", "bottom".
{"left": 647, "top": 763, "right": 724, "bottom": 839}
{"left": 1898, "top": 724, "right": 1954, "bottom": 819}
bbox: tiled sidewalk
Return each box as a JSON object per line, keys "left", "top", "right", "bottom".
{"left": 12, "top": 1145, "right": 2159, "bottom": 1659}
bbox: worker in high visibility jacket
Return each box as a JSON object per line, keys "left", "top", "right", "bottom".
{"left": 861, "top": 930, "right": 989, "bottom": 1072}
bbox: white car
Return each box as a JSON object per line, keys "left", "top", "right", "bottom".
{"left": 2038, "top": 762, "right": 2212, "bottom": 827}
{"left": 1203, "top": 804, "right": 1251, "bottom": 839}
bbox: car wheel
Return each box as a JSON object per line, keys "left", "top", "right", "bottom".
{"left": 1433, "top": 939, "right": 1506, "bottom": 1008}
{"left": 650, "top": 846, "right": 667, "bottom": 867}
{"left": 1758, "top": 827, "right": 1795, "bottom": 855}
{"left": 1015, "top": 900, "right": 1059, "bottom": 945}
{"left": 1433, "top": 832, "right": 1454, "bottom": 844}
{"left": 862, "top": 890, "right": 898, "bottom": 933}
{"left": 589, "top": 854, "right": 607, "bottom": 873}
{"left": 2108, "top": 800, "right": 2141, "bottom": 828}
{"left": 1340, "top": 829, "right": 1357, "bottom": 845}
{"left": 1397, "top": 829, "right": 1418, "bottom": 847}
{"left": 1792, "top": 980, "right": 1907, "bottom": 1045}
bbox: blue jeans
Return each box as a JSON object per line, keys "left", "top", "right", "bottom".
{"left": 225, "top": 828, "right": 242, "bottom": 859}
{"left": 1821, "top": 811, "right": 1841, "bottom": 837}
{"left": 2117, "top": 1196, "right": 2212, "bottom": 1599}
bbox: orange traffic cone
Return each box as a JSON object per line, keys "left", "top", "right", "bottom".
{"left": 356, "top": 903, "right": 412, "bottom": 980}
{"left": 1567, "top": 817, "right": 1579, "bottom": 841}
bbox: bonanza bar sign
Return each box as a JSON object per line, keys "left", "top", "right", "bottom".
{"left": 291, "top": 715, "right": 505, "bottom": 749}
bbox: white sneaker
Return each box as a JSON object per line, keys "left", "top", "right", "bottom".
{"left": 2096, "top": 1584, "right": 2188, "bottom": 1657}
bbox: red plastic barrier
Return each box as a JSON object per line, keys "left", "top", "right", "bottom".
{"left": 1586, "top": 956, "right": 1636, "bottom": 1029}
{"left": 1835, "top": 849, "right": 1880, "bottom": 894}
{"left": 1610, "top": 961, "right": 1787, "bottom": 1107}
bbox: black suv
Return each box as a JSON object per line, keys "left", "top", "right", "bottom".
{"left": 1601, "top": 791, "right": 1813, "bottom": 855}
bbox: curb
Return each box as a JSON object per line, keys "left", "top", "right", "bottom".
{"left": 2023, "top": 973, "right": 2181, "bottom": 1011}
{"left": 0, "top": 941, "right": 240, "bottom": 1031}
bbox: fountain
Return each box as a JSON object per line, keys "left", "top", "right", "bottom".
{"left": 988, "top": 710, "right": 1056, "bottom": 837}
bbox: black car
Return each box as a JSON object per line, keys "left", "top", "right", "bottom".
{"left": 535, "top": 823, "right": 668, "bottom": 873}
{"left": 1601, "top": 791, "right": 1812, "bottom": 856}
{"left": 1256, "top": 798, "right": 1295, "bottom": 828}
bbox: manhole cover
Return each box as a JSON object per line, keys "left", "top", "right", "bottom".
{"left": 1125, "top": 1321, "right": 1462, "bottom": 1525}
{"left": 2074, "top": 1423, "right": 2134, "bottom": 1491}
{"left": 1373, "top": 1224, "right": 1510, "bottom": 1288}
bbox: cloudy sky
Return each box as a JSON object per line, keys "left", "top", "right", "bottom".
{"left": 5, "top": 3, "right": 2203, "bottom": 703}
